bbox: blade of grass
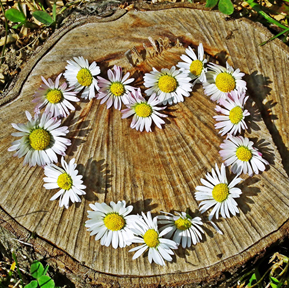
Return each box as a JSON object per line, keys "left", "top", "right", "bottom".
{"left": 37, "top": 0, "right": 46, "bottom": 11}
{"left": 260, "top": 27, "right": 289, "bottom": 45}
{"left": 43, "top": 264, "right": 49, "bottom": 276}
{"left": 52, "top": 2, "right": 56, "bottom": 22}
{"left": 245, "top": 0, "right": 288, "bottom": 30}
{"left": 12, "top": 252, "right": 23, "bottom": 287}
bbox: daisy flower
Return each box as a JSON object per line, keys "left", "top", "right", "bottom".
{"left": 85, "top": 200, "right": 139, "bottom": 249}
{"left": 144, "top": 66, "right": 192, "bottom": 105}
{"left": 8, "top": 111, "right": 71, "bottom": 166}
{"left": 195, "top": 163, "right": 243, "bottom": 220}
{"left": 177, "top": 43, "right": 207, "bottom": 83}
{"left": 219, "top": 135, "right": 269, "bottom": 176}
{"left": 33, "top": 73, "right": 79, "bottom": 118}
{"left": 64, "top": 56, "right": 100, "bottom": 100}
{"left": 44, "top": 157, "right": 86, "bottom": 209}
{"left": 128, "top": 212, "right": 178, "bottom": 266}
{"left": 203, "top": 62, "right": 247, "bottom": 102}
{"left": 97, "top": 65, "right": 135, "bottom": 110}
{"left": 158, "top": 211, "right": 204, "bottom": 248}
{"left": 214, "top": 90, "right": 250, "bottom": 136}
{"left": 121, "top": 88, "right": 167, "bottom": 132}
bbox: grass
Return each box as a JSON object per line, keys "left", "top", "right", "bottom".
{"left": 236, "top": 238, "right": 289, "bottom": 287}
{"left": 0, "top": 251, "right": 62, "bottom": 288}
{"left": 1, "top": 239, "right": 289, "bottom": 287}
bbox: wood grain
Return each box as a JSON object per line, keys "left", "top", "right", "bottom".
{"left": 1, "top": 7, "right": 289, "bottom": 287}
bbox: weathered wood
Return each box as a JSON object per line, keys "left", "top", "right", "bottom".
{"left": 1, "top": 7, "right": 289, "bottom": 287}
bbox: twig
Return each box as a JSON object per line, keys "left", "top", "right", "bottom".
{"left": 0, "top": 35, "right": 41, "bottom": 59}
{"left": 12, "top": 238, "right": 34, "bottom": 247}
{"left": 12, "top": 279, "right": 21, "bottom": 288}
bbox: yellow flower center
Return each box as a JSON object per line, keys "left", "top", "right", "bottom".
{"left": 29, "top": 128, "right": 51, "bottom": 150}
{"left": 103, "top": 213, "right": 125, "bottom": 231}
{"left": 76, "top": 68, "right": 93, "bottom": 87}
{"left": 110, "top": 82, "right": 125, "bottom": 96}
{"left": 174, "top": 218, "right": 192, "bottom": 230}
{"left": 236, "top": 146, "right": 252, "bottom": 162}
{"left": 212, "top": 183, "right": 229, "bottom": 202}
{"left": 57, "top": 173, "right": 73, "bottom": 190}
{"left": 215, "top": 72, "right": 236, "bottom": 92}
{"left": 229, "top": 106, "right": 243, "bottom": 124}
{"left": 134, "top": 103, "right": 152, "bottom": 118}
{"left": 46, "top": 89, "right": 63, "bottom": 104}
{"left": 190, "top": 60, "right": 203, "bottom": 76}
{"left": 143, "top": 229, "right": 159, "bottom": 248}
{"left": 158, "top": 75, "right": 177, "bottom": 93}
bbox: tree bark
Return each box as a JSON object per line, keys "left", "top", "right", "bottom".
{"left": 1, "top": 6, "right": 289, "bottom": 287}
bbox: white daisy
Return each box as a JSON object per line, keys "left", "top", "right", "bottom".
{"left": 195, "top": 163, "right": 243, "bottom": 220}
{"left": 213, "top": 90, "right": 250, "bottom": 136}
{"left": 219, "top": 135, "right": 269, "bottom": 176}
{"left": 158, "top": 211, "right": 204, "bottom": 248}
{"left": 121, "top": 88, "right": 167, "bottom": 132}
{"left": 63, "top": 56, "right": 100, "bottom": 100}
{"left": 85, "top": 200, "right": 139, "bottom": 249}
{"left": 128, "top": 211, "right": 178, "bottom": 266}
{"left": 97, "top": 65, "right": 135, "bottom": 110}
{"left": 8, "top": 111, "right": 71, "bottom": 167}
{"left": 144, "top": 66, "right": 192, "bottom": 105}
{"left": 177, "top": 43, "right": 207, "bottom": 83}
{"left": 203, "top": 62, "right": 247, "bottom": 102}
{"left": 32, "top": 73, "right": 79, "bottom": 118}
{"left": 44, "top": 157, "right": 86, "bottom": 209}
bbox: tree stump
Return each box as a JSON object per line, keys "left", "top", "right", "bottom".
{"left": 1, "top": 6, "right": 289, "bottom": 288}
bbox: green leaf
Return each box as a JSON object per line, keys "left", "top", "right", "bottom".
{"left": 52, "top": 2, "right": 57, "bottom": 22}
{"left": 5, "top": 8, "right": 26, "bottom": 23}
{"left": 43, "top": 265, "right": 49, "bottom": 276}
{"left": 270, "top": 276, "right": 283, "bottom": 288}
{"left": 31, "top": 260, "right": 45, "bottom": 279}
{"left": 12, "top": 23, "right": 24, "bottom": 29}
{"left": 205, "top": 0, "right": 219, "bottom": 8}
{"left": 218, "top": 0, "right": 234, "bottom": 15}
{"left": 24, "top": 22, "right": 39, "bottom": 29}
{"left": 24, "top": 280, "right": 38, "bottom": 288}
{"left": 32, "top": 11, "right": 54, "bottom": 26}
{"left": 186, "top": 213, "right": 193, "bottom": 219}
{"left": 38, "top": 275, "right": 55, "bottom": 288}
{"left": 248, "top": 273, "right": 257, "bottom": 287}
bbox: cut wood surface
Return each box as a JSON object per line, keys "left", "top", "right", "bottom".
{"left": 1, "top": 7, "right": 289, "bottom": 287}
